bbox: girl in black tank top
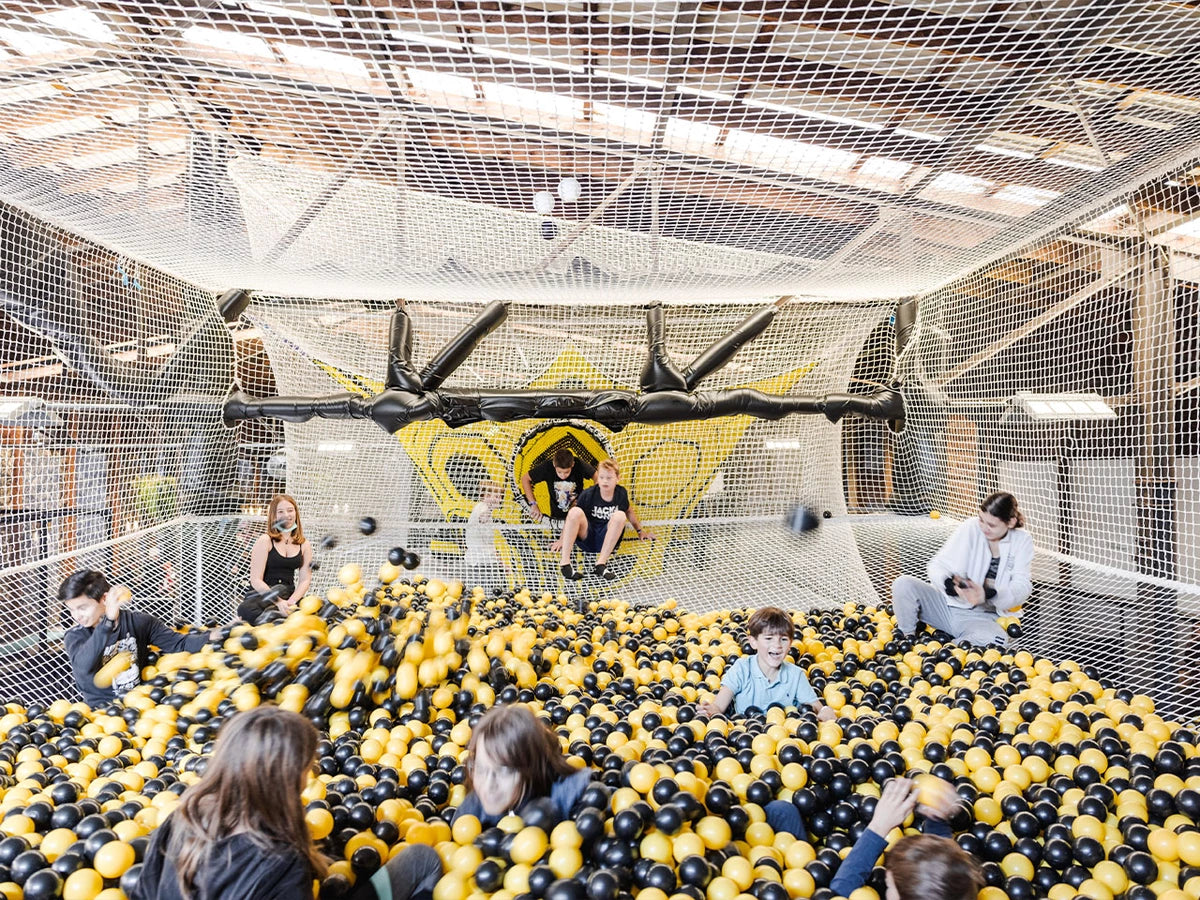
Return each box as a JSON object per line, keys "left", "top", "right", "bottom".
{"left": 240, "top": 494, "right": 312, "bottom": 624}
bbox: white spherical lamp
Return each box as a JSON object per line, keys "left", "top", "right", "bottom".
{"left": 557, "top": 177, "right": 582, "bottom": 203}
{"left": 532, "top": 190, "right": 555, "bottom": 215}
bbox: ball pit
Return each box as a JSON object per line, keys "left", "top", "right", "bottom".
{"left": 0, "top": 559, "right": 1193, "bottom": 900}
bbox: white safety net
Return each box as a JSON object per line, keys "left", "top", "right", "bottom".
{"left": 0, "top": 2, "right": 1194, "bottom": 299}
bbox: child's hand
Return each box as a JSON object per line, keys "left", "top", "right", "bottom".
{"left": 954, "top": 578, "right": 985, "bottom": 608}
{"left": 696, "top": 700, "right": 720, "bottom": 718}
{"left": 914, "top": 774, "right": 960, "bottom": 821}
{"left": 868, "top": 778, "right": 918, "bottom": 836}
{"left": 637, "top": 528, "right": 656, "bottom": 541}
{"left": 816, "top": 704, "right": 836, "bottom": 722}
{"left": 550, "top": 537, "right": 563, "bottom": 552}
{"left": 103, "top": 585, "right": 131, "bottom": 622}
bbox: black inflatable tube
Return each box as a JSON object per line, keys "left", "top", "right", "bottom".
{"left": 223, "top": 383, "right": 905, "bottom": 433}
{"left": 418, "top": 300, "right": 509, "bottom": 391}
{"left": 683, "top": 305, "right": 778, "bottom": 391}
{"left": 639, "top": 303, "right": 687, "bottom": 392}
{"left": 386, "top": 309, "right": 423, "bottom": 393}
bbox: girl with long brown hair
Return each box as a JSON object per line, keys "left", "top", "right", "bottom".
{"left": 132, "top": 706, "right": 441, "bottom": 900}
{"left": 239, "top": 493, "right": 313, "bottom": 624}
{"left": 453, "top": 703, "right": 593, "bottom": 825}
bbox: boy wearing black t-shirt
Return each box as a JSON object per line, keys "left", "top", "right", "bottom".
{"left": 552, "top": 459, "right": 654, "bottom": 581}
{"left": 60, "top": 570, "right": 215, "bottom": 707}
{"left": 521, "top": 448, "right": 595, "bottom": 523}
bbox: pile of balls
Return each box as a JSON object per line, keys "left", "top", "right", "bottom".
{"left": 0, "top": 558, "right": 1193, "bottom": 900}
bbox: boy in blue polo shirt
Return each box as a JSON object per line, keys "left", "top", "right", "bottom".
{"left": 697, "top": 606, "right": 835, "bottom": 721}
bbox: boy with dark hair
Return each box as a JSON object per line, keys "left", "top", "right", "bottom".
{"left": 695, "top": 605, "right": 834, "bottom": 840}
{"left": 698, "top": 606, "right": 834, "bottom": 721}
{"left": 60, "top": 570, "right": 214, "bottom": 708}
{"left": 521, "top": 447, "right": 595, "bottom": 524}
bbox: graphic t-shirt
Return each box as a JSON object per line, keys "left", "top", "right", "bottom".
{"left": 64, "top": 609, "right": 209, "bottom": 707}
{"left": 575, "top": 484, "right": 630, "bottom": 527}
{"left": 529, "top": 458, "right": 595, "bottom": 519}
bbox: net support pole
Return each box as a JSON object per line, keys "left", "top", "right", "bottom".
{"left": 1131, "top": 244, "right": 1179, "bottom": 703}
{"left": 193, "top": 524, "right": 204, "bottom": 626}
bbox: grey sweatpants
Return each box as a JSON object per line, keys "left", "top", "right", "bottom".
{"left": 891, "top": 575, "right": 1008, "bottom": 646}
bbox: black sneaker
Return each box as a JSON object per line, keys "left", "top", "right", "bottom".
{"left": 594, "top": 563, "right": 616, "bottom": 581}
{"left": 561, "top": 563, "right": 584, "bottom": 581}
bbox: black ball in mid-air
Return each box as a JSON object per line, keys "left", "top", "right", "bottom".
{"left": 358, "top": 517, "right": 377, "bottom": 536}
{"left": 785, "top": 505, "right": 820, "bottom": 534}
{"left": 388, "top": 546, "right": 406, "bottom": 566}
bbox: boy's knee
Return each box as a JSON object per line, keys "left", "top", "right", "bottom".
{"left": 565, "top": 507, "right": 585, "bottom": 525}
{"left": 607, "top": 511, "right": 628, "bottom": 530}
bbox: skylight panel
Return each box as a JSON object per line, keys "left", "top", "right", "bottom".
{"left": 17, "top": 114, "right": 103, "bottom": 140}
{"left": 976, "top": 143, "right": 1036, "bottom": 160}
{"left": 592, "top": 63, "right": 671, "bottom": 89}
{"left": 1043, "top": 156, "right": 1105, "bottom": 172}
{"left": 725, "top": 130, "right": 858, "bottom": 178}
{"left": 182, "top": 26, "right": 273, "bottom": 59}
{"left": 0, "top": 82, "right": 59, "bottom": 105}
{"left": 37, "top": 8, "right": 116, "bottom": 43}
{"left": 591, "top": 101, "right": 657, "bottom": 143}
{"left": 857, "top": 157, "right": 913, "bottom": 181}
{"left": 405, "top": 68, "right": 475, "bottom": 104}
{"left": 0, "top": 25, "right": 82, "bottom": 57}
{"left": 926, "top": 173, "right": 994, "bottom": 195}
{"left": 62, "top": 146, "right": 138, "bottom": 170}
{"left": 482, "top": 82, "right": 584, "bottom": 121}
{"left": 63, "top": 70, "right": 133, "bottom": 91}
{"left": 245, "top": 1, "right": 340, "bottom": 25}
{"left": 663, "top": 117, "right": 722, "bottom": 156}
{"left": 150, "top": 137, "right": 187, "bottom": 156}
{"left": 992, "top": 184, "right": 1060, "bottom": 206}
{"left": 1079, "top": 204, "right": 1134, "bottom": 233}
{"left": 276, "top": 43, "right": 370, "bottom": 79}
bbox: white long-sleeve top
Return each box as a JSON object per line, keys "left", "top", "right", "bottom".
{"left": 926, "top": 516, "right": 1034, "bottom": 615}
{"left": 465, "top": 501, "right": 500, "bottom": 566}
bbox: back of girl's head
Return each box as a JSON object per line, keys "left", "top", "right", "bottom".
{"left": 980, "top": 491, "right": 1024, "bottom": 528}
{"left": 886, "top": 835, "right": 983, "bottom": 900}
{"left": 466, "top": 703, "right": 575, "bottom": 800}
{"left": 169, "top": 706, "right": 325, "bottom": 897}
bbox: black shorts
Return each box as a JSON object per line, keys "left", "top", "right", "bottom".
{"left": 578, "top": 519, "right": 621, "bottom": 554}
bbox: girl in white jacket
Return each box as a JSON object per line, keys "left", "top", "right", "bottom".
{"left": 891, "top": 492, "right": 1033, "bottom": 646}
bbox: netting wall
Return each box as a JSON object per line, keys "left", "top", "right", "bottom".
{"left": 843, "top": 162, "right": 1200, "bottom": 722}
{"left": 248, "top": 296, "right": 892, "bottom": 608}
{"left": 0, "top": 204, "right": 282, "bottom": 704}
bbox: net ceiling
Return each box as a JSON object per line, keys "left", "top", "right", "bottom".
{"left": 0, "top": 1, "right": 1198, "bottom": 300}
